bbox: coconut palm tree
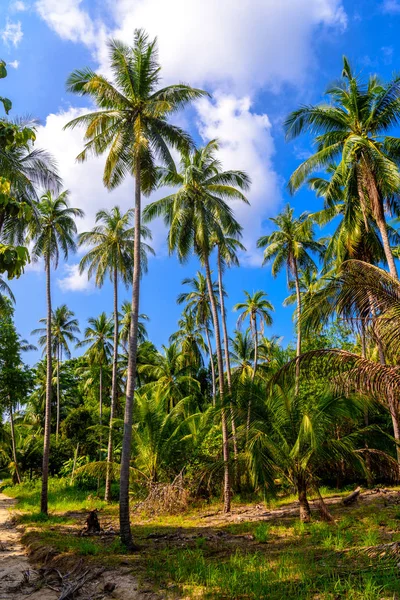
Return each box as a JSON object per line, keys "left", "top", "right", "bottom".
{"left": 234, "top": 290, "right": 274, "bottom": 432}
{"left": 249, "top": 384, "right": 374, "bottom": 522}
{"left": 142, "top": 343, "right": 199, "bottom": 411}
{"left": 76, "top": 312, "right": 113, "bottom": 456}
{"left": 27, "top": 190, "right": 83, "bottom": 514}
{"left": 177, "top": 272, "right": 219, "bottom": 404}
{"left": 31, "top": 305, "right": 80, "bottom": 441}
{"left": 257, "top": 204, "right": 324, "bottom": 388}
{"left": 297, "top": 259, "right": 400, "bottom": 465}
{"left": 66, "top": 30, "right": 206, "bottom": 547}
{"left": 119, "top": 303, "right": 149, "bottom": 350}
{"left": 285, "top": 56, "right": 400, "bottom": 278}
{"left": 144, "top": 140, "right": 250, "bottom": 512}
{"left": 169, "top": 311, "right": 206, "bottom": 374}
{"left": 78, "top": 206, "right": 154, "bottom": 501}
{"left": 214, "top": 236, "right": 245, "bottom": 390}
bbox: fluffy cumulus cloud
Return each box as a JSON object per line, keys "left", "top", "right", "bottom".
{"left": 197, "top": 94, "right": 280, "bottom": 264}
{"left": 1, "top": 20, "right": 23, "bottom": 46}
{"left": 33, "top": 0, "right": 347, "bottom": 271}
{"left": 57, "top": 263, "right": 95, "bottom": 292}
{"left": 35, "top": 0, "right": 346, "bottom": 92}
{"left": 10, "top": 1, "right": 28, "bottom": 12}
{"left": 35, "top": 109, "right": 167, "bottom": 253}
{"left": 35, "top": 0, "right": 106, "bottom": 47}
{"left": 35, "top": 108, "right": 129, "bottom": 234}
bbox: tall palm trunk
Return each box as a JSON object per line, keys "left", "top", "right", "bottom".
{"left": 204, "top": 326, "right": 216, "bottom": 405}
{"left": 119, "top": 163, "right": 141, "bottom": 549}
{"left": 9, "top": 402, "right": 21, "bottom": 484}
{"left": 292, "top": 257, "right": 302, "bottom": 393}
{"left": 56, "top": 344, "right": 60, "bottom": 441}
{"left": 363, "top": 163, "right": 398, "bottom": 279}
{"left": 105, "top": 267, "right": 119, "bottom": 501}
{"left": 360, "top": 322, "right": 373, "bottom": 487}
{"left": 97, "top": 364, "right": 103, "bottom": 494}
{"left": 204, "top": 255, "right": 231, "bottom": 513}
{"left": 247, "top": 315, "right": 258, "bottom": 435}
{"left": 217, "top": 247, "right": 238, "bottom": 484}
{"left": 41, "top": 256, "right": 52, "bottom": 514}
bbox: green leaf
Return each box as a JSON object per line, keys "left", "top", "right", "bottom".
{"left": 0, "top": 96, "right": 12, "bottom": 114}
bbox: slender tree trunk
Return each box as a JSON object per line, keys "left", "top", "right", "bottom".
{"left": 97, "top": 365, "right": 103, "bottom": 495}
{"left": 363, "top": 164, "right": 398, "bottom": 279}
{"left": 247, "top": 316, "right": 258, "bottom": 434}
{"left": 293, "top": 258, "right": 302, "bottom": 393}
{"left": 360, "top": 322, "right": 373, "bottom": 487}
{"left": 9, "top": 402, "right": 21, "bottom": 484}
{"left": 204, "top": 326, "right": 216, "bottom": 406}
{"left": 70, "top": 442, "right": 79, "bottom": 486}
{"left": 217, "top": 248, "right": 238, "bottom": 489}
{"left": 119, "top": 163, "right": 141, "bottom": 549}
{"left": 204, "top": 255, "right": 231, "bottom": 513}
{"left": 105, "top": 268, "right": 119, "bottom": 501}
{"left": 297, "top": 479, "right": 311, "bottom": 522}
{"left": 56, "top": 345, "right": 60, "bottom": 442}
{"left": 41, "top": 256, "right": 52, "bottom": 514}
{"left": 314, "top": 486, "right": 334, "bottom": 522}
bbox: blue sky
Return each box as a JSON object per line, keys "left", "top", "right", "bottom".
{"left": 0, "top": 0, "right": 399, "bottom": 363}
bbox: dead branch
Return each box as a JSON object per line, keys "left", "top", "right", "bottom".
{"left": 343, "top": 486, "right": 361, "bottom": 506}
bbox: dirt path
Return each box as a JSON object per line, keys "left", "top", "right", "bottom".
{"left": 0, "top": 493, "right": 160, "bottom": 600}
{"left": 0, "top": 493, "right": 57, "bottom": 599}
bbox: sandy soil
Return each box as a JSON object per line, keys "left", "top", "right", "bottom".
{"left": 0, "top": 493, "right": 160, "bottom": 600}
{"left": 0, "top": 493, "right": 57, "bottom": 599}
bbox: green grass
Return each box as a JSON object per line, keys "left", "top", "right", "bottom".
{"left": 5, "top": 479, "right": 400, "bottom": 598}
{"left": 2, "top": 478, "right": 111, "bottom": 514}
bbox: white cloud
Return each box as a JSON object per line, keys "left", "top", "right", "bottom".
{"left": 57, "top": 263, "right": 95, "bottom": 293}
{"left": 8, "top": 60, "right": 19, "bottom": 69}
{"left": 33, "top": 0, "right": 348, "bottom": 269}
{"left": 35, "top": 0, "right": 346, "bottom": 92}
{"left": 197, "top": 94, "right": 280, "bottom": 265}
{"left": 35, "top": 108, "right": 166, "bottom": 251}
{"left": 1, "top": 20, "right": 23, "bottom": 47}
{"left": 382, "top": 0, "right": 400, "bottom": 13}
{"left": 35, "top": 0, "right": 106, "bottom": 47}
{"left": 10, "top": 1, "right": 28, "bottom": 11}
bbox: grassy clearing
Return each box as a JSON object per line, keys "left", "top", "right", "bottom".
{"left": 5, "top": 480, "right": 400, "bottom": 598}
{"left": 1, "top": 478, "right": 111, "bottom": 513}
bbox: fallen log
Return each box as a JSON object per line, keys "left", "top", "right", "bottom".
{"left": 343, "top": 486, "right": 361, "bottom": 506}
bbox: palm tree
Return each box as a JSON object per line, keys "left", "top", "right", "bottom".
{"left": 66, "top": 30, "right": 206, "bottom": 548}
{"left": 76, "top": 312, "right": 114, "bottom": 469}
{"left": 119, "top": 303, "right": 149, "bottom": 350}
{"left": 297, "top": 259, "right": 400, "bottom": 465}
{"left": 169, "top": 311, "right": 206, "bottom": 374}
{"left": 142, "top": 343, "right": 199, "bottom": 411}
{"left": 234, "top": 290, "right": 274, "bottom": 432}
{"left": 215, "top": 236, "right": 245, "bottom": 391}
{"left": 144, "top": 140, "right": 250, "bottom": 512}
{"left": 31, "top": 305, "right": 80, "bottom": 441}
{"left": 27, "top": 190, "right": 83, "bottom": 514}
{"left": 249, "top": 384, "right": 374, "bottom": 522}
{"left": 257, "top": 204, "right": 324, "bottom": 388}
{"left": 177, "top": 272, "right": 219, "bottom": 404}
{"left": 78, "top": 206, "right": 154, "bottom": 501}
{"left": 285, "top": 56, "right": 400, "bottom": 278}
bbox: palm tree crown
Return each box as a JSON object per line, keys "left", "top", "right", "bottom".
{"left": 27, "top": 190, "right": 84, "bottom": 267}
{"left": 78, "top": 206, "right": 154, "bottom": 285}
